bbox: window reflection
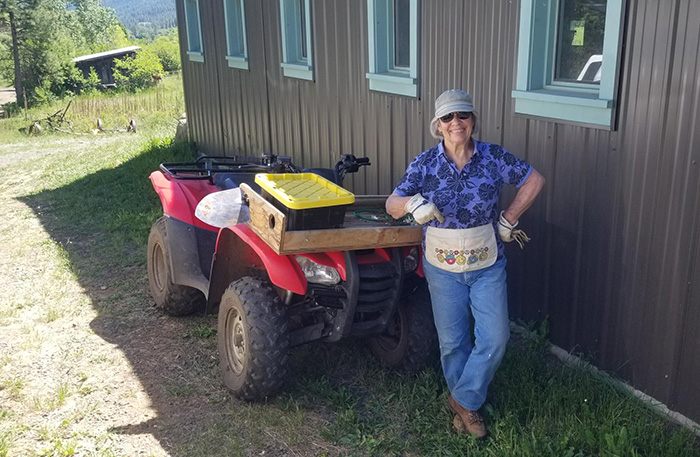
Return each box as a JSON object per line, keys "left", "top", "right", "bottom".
{"left": 299, "top": 0, "right": 307, "bottom": 61}
{"left": 394, "top": 0, "right": 410, "bottom": 69}
{"left": 555, "top": 0, "right": 607, "bottom": 84}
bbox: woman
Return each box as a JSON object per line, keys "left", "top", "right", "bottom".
{"left": 386, "top": 89, "right": 545, "bottom": 438}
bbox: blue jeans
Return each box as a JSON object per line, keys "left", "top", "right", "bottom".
{"left": 423, "top": 256, "right": 509, "bottom": 411}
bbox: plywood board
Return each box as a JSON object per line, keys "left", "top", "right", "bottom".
{"left": 240, "top": 184, "right": 421, "bottom": 254}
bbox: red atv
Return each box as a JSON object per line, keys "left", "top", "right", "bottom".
{"left": 147, "top": 153, "right": 437, "bottom": 400}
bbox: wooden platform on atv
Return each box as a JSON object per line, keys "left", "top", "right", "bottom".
{"left": 240, "top": 184, "right": 422, "bottom": 255}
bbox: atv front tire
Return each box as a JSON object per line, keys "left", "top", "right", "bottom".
{"left": 370, "top": 281, "right": 438, "bottom": 372}
{"left": 147, "top": 217, "right": 205, "bottom": 316}
{"left": 218, "top": 277, "right": 289, "bottom": 400}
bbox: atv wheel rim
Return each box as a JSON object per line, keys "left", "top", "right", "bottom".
{"left": 225, "top": 308, "right": 246, "bottom": 375}
{"left": 152, "top": 243, "right": 167, "bottom": 292}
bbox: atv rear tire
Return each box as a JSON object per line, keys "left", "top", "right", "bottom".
{"left": 147, "top": 217, "right": 205, "bottom": 316}
{"left": 370, "top": 281, "right": 438, "bottom": 373}
{"left": 218, "top": 277, "right": 289, "bottom": 400}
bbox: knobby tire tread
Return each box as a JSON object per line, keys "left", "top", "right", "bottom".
{"left": 148, "top": 217, "right": 204, "bottom": 316}
{"left": 220, "top": 277, "right": 289, "bottom": 400}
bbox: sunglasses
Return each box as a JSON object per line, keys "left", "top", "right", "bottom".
{"left": 439, "top": 111, "right": 472, "bottom": 123}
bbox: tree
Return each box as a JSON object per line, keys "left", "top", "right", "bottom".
{"left": 148, "top": 29, "right": 180, "bottom": 73}
{"left": 0, "top": 0, "right": 40, "bottom": 104}
{"left": 71, "top": 0, "right": 126, "bottom": 52}
{"left": 0, "top": 0, "right": 130, "bottom": 106}
{"left": 113, "top": 49, "right": 163, "bottom": 91}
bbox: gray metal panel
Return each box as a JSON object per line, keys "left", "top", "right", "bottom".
{"left": 176, "top": 0, "right": 223, "bottom": 154}
{"left": 214, "top": 0, "right": 272, "bottom": 156}
{"left": 669, "top": 0, "right": 700, "bottom": 415}
{"left": 177, "top": 0, "right": 700, "bottom": 422}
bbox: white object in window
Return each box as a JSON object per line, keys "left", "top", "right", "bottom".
{"left": 512, "top": 0, "right": 624, "bottom": 128}
{"left": 224, "top": 0, "right": 249, "bottom": 70}
{"left": 280, "top": 0, "right": 313, "bottom": 81}
{"left": 184, "top": 0, "right": 205, "bottom": 62}
{"left": 366, "top": 0, "right": 419, "bottom": 98}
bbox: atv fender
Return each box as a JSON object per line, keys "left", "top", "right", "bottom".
{"left": 149, "top": 170, "right": 218, "bottom": 231}
{"left": 207, "top": 224, "right": 307, "bottom": 311}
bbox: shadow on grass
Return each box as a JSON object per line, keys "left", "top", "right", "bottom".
{"left": 16, "top": 138, "right": 416, "bottom": 456}
{"left": 17, "top": 139, "right": 236, "bottom": 455}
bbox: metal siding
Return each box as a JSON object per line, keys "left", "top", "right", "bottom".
{"left": 656, "top": 0, "right": 700, "bottom": 413}
{"left": 177, "top": 0, "right": 700, "bottom": 423}
{"left": 610, "top": 0, "right": 679, "bottom": 400}
{"left": 216, "top": 0, "right": 271, "bottom": 156}
{"left": 177, "top": 0, "right": 224, "bottom": 154}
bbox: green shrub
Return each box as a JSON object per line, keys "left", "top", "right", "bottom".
{"left": 113, "top": 49, "right": 164, "bottom": 92}
{"left": 2, "top": 102, "right": 22, "bottom": 118}
{"left": 148, "top": 32, "right": 181, "bottom": 73}
{"left": 56, "top": 62, "right": 87, "bottom": 97}
{"left": 33, "top": 83, "right": 58, "bottom": 106}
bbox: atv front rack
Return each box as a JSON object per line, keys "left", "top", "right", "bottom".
{"left": 240, "top": 184, "right": 422, "bottom": 255}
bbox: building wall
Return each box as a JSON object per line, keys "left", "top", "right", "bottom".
{"left": 176, "top": 0, "right": 700, "bottom": 422}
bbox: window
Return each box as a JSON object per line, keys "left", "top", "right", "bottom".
{"left": 279, "top": 0, "right": 313, "bottom": 80}
{"left": 184, "top": 0, "right": 204, "bottom": 62}
{"left": 512, "top": 0, "right": 624, "bottom": 128}
{"left": 366, "top": 0, "right": 419, "bottom": 97}
{"left": 224, "top": 0, "right": 249, "bottom": 69}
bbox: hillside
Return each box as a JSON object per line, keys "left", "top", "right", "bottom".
{"left": 100, "top": 0, "right": 176, "bottom": 36}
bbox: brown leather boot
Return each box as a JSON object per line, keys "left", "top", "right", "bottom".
{"left": 448, "top": 395, "right": 488, "bottom": 439}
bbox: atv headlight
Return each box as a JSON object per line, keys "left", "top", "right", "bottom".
{"left": 295, "top": 256, "right": 341, "bottom": 285}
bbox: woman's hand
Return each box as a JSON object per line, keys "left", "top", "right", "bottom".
{"left": 386, "top": 193, "right": 444, "bottom": 224}
{"left": 385, "top": 193, "right": 412, "bottom": 219}
{"left": 498, "top": 169, "right": 545, "bottom": 247}
{"left": 404, "top": 193, "right": 445, "bottom": 224}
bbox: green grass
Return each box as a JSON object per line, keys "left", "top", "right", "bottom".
{"left": 1, "top": 82, "right": 698, "bottom": 457}
{"left": 15, "top": 134, "right": 194, "bottom": 277}
{"left": 0, "top": 74, "right": 184, "bottom": 144}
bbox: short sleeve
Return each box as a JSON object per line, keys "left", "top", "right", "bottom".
{"left": 393, "top": 154, "right": 425, "bottom": 197}
{"left": 497, "top": 146, "right": 532, "bottom": 188}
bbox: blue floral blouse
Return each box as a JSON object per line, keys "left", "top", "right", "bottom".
{"left": 393, "top": 139, "right": 532, "bottom": 256}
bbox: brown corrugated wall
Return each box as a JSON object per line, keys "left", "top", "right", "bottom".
{"left": 177, "top": 0, "right": 700, "bottom": 422}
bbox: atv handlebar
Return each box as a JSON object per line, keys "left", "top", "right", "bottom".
{"left": 334, "top": 154, "right": 371, "bottom": 184}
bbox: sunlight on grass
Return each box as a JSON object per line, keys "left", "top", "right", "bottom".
{"left": 1, "top": 377, "right": 25, "bottom": 401}
{"left": 0, "top": 430, "right": 11, "bottom": 457}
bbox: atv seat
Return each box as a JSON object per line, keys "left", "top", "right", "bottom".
{"left": 302, "top": 168, "right": 339, "bottom": 184}
{"left": 214, "top": 172, "right": 261, "bottom": 192}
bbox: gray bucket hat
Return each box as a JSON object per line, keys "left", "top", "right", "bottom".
{"left": 429, "top": 89, "right": 476, "bottom": 139}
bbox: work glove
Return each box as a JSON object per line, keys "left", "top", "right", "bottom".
{"left": 404, "top": 193, "right": 445, "bottom": 225}
{"left": 498, "top": 211, "right": 531, "bottom": 249}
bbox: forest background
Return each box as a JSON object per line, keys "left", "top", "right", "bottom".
{"left": 0, "top": 0, "right": 178, "bottom": 110}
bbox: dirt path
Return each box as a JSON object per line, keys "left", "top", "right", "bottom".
{"left": 0, "top": 135, "right": 343, "bottom": 457}
{"left": 0, "top": 137, "right": 184, "bottom": 456}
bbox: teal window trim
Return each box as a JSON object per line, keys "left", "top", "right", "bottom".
{"left": 366, "top": 0, "right": 419, "bottom": 98}
{"left": 184, "top": 0, "right": 205, "bottom": 63}
{"left": 224, "top": 0, "right": 249, "bottom": 70}
{"left": 512, "top": 0, "right": 624, "bottom": 128}
{"left": 279, "top": 0, "right": 313, "bottom": 81}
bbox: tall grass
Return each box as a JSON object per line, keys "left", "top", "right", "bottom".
{"left": 0, "top": 74, "right": 184, "bottom": 142}
{"left": 68, "top": 75, "right": 185, "bottom": 124}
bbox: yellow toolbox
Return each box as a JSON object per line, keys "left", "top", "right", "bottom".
{"left": 254, "top": 173, "right": 355, "bottom": 230}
